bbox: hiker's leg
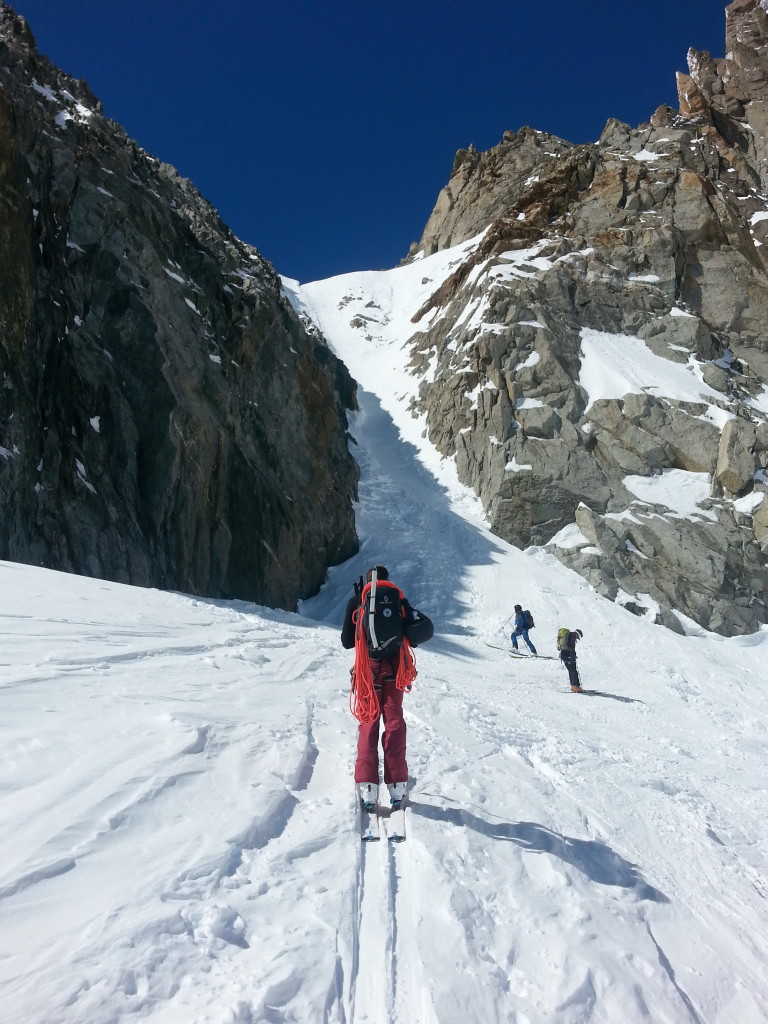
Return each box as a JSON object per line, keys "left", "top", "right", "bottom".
{"left": 380, "top": 674, "right": 407, "bottom": 784}
{"left": 354, "top": 669, "right": 384, "bottom": 783}
{"left": 566, "top": 657, "right": 580, "bottom": 687}
{"left": 354, "top": 716, "right": 381, "bottom": 783}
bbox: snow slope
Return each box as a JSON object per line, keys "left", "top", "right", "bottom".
{"left": 1, "top": 244, "right": 767, "bottom": 1023}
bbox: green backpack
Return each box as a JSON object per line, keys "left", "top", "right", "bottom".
{"left": 556, "top": 627, "right": 570, "bottom": 651}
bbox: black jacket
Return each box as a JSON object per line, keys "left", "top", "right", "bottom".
{"left": 560, "top": 631, "right": 580, "bottom": 658}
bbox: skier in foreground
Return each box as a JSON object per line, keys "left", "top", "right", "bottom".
{"left": 341, "top": 565, "right": 434, "bottom": 816}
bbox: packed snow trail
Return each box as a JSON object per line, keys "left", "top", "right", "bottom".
{"left": 297, "top": 257, "right": 768, "bottom": 1024}
{"left": 1, "top": 249, "right": 767, "bottom": 1022}
{"left": 1, "top": 481, "right": 767, "bottom": 1023}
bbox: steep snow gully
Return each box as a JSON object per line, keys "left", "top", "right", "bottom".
{"left": 0, "top": 253, "right": 765, "bottom": 1023}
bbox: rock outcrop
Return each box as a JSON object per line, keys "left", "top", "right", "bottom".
{"left": 399, "top": 0, "right": 768, "bottom": 634}
{"left": 0, "top": 5, "right": 358, "bottom": 608}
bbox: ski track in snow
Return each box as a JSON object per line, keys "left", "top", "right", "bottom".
{"left": 1, "top": 247, "right": 767, "bottom": 1022}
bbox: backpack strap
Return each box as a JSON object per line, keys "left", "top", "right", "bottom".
{"left": 367, "top": 569, "right": 379, "bottom": 650}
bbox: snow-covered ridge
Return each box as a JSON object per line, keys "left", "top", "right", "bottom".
{"left": 289, "top": 180, "right": 768, "bottom": 635}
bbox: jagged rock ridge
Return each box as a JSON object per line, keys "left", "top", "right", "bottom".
{"left": 0, "top": 4, "right": 358, "bottom": 608}
{"left": 398, "top": 0, "right": 768, "bottom": 635}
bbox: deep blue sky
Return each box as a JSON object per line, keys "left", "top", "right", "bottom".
{"left": 11, "top": 0, "right": 727, "bottom": 283}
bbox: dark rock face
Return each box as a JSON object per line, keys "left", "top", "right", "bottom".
{"left": 0, "top": 5, "right": 358, "bottom": 608}
{"left": 402, "top": 0, "right": 768, "bottom": 634}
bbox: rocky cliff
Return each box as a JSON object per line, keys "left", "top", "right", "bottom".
{"left": 402, "top": 0, "right": 768, "bottom": 635}
{"left": 0, "top": 5, "right": 358, "bottom": 608}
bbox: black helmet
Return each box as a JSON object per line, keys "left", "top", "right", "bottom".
{"left": 366, "top": 565, "right": 389, "bottom": 582}
{"left": 575, "top": 629, "right": 583, "bottom": 638}
{"left": 514, "top": 604, "right": 522, "bottom": 611}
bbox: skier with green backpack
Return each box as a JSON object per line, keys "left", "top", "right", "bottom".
{"left": 557, "top": 628, "right": 584, "bottom": 691}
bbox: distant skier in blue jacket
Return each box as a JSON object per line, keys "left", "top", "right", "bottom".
{"left": 511, "top": 604, "right": 537, "bottom": 655}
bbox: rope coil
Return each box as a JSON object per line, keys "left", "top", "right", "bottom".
{"left": 348, "top": 601, "right": 417, "bottom": 723}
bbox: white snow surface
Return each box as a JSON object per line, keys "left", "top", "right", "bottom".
{"left": 2, "top": 244, "right": 768, "bottom": 1023}
{"left": 623, "top": 469, "right": 714, "bottom": 520}
{"left": 578, "top": 328, "right": 727, "bottom": 414}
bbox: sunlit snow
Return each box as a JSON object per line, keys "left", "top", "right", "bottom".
{"left": 1, "top": 241, "right": 766, "bottom": 1024}
{"left": 579, "top": 327, "right": 727, "bottom": 413}
{"left": 623, "top": 469, "right": 714, "bottom": 519}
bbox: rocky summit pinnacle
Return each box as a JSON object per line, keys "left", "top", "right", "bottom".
{"left": 0, "top": 3, "right": 358, "bottom": 608}
{"left": 399, "top": 0, "right": 768, "bottom": 635}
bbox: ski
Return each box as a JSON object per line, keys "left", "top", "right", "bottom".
{"left": 361, "top": 801, "right": 405, "bottom": 841}
{"left": 510, "top": 649, "right": 557, "bottom": 661}
{"left": 484, "top": 642, "right": 554, "bottom": 660}
{"left": 361, "top": 802, "right": 381, "bottom": 841}
{"left": 485, "top": 641, "right": 529, "bottom": 655}
{"left": 385, "top": 805, "right": 406, "bottom": 842}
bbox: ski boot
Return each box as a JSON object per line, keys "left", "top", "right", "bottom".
{"left": 387, "top": 782, "right": 407, "bottom": 809}
{"left": 358, "top": 783, "right": 379, "bottom": 813}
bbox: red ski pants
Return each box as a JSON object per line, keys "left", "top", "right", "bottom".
{"left": 354, "top": 657, "right": 407, "bottom": 785}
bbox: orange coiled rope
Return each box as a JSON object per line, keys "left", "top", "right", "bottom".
{"left": 395, "top": 638, "right": 417, "bottom": 693}
{"left": 348, "top": 602, "right": 418, "bottom": 724}
{"left": 349, "top": 605, "right": 379, "bottom": 725}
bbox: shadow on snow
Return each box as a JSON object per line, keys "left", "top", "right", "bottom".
{"left": 568, "top": 690, "right": 645, "bottom": 704}
{"left": 303, "top": 386, "right": 508, "bottom": 631}
{"left": 409, "top": 800, "right": 668, "bottom": 903}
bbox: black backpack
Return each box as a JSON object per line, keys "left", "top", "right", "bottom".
{"left": 357, "top": 577, "right": 406, "bottom": 659}
{"left": 522, "top": 609, "right": 534, "bottom": 630}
